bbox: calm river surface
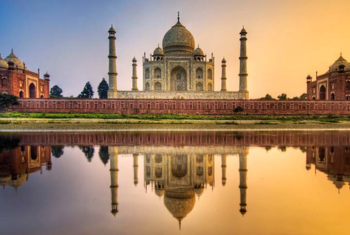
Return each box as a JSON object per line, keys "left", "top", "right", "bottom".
{"left": 0, "top": 131, "right": 349, "bottom": 235}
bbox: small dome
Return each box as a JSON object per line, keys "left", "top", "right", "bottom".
{"left": 194, "top": 46, "right": 204, "bottom": 56}
{"left": 108, "top": 25, "right": 116, "bottom": 33}
{"left": 0, "top": 54, "right": 9, "bottom": 69}
{"left": 240, "top": 27, "right": 247, "bottom": 35}
{"left": 222, "top": 57, "right": 226, "bottom": 63}
{"left": 132, "top": 57, "right": 137, "bottom": 62}
{"left": 5, "top": 50, "right": 24, "bottom": 70}
{"left": 153, "top": 46, "right": 164, "bottom": 56}
{"left": 329, "top": 55, "right": 348, "bottom": 73}
{"left": 44, "top": 71, "right": 50, "bottom": 77}
{"left": 162, "top": 19, "right": 195, "bottom": 55}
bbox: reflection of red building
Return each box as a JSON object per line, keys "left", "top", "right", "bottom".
{"left": 306, "top": 146, "right": 350, "bottom": 190}
{"left": 0, "top": 146, "right": 52, "bottom": 190}
{"left": 0, "top": 50, "right": 50, "bottom": 98}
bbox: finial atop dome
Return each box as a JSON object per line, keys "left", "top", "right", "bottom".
{"left": 178, "top": 11, "right": 180, "bottom": 23}
{"left": 11, "top": 48, "right": 13, "bottom": 53}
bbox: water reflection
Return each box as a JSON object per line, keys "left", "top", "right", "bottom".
{"left": 0, "top": 145, "right": 52, "bottom": 191}
{"left": 306, "top": 146, "right": 350, "bottom": 191}
{"left": 108, "top": 149, "right": 248, "bottom": 228}
{"left": 1, "top": 131, "right": 350, "bottom": 235}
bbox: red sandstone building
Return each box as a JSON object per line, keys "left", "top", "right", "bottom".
{"left": 0, "top": 50, "right": 50, "bottom": 98}
{"left": 307, "top": 54, "right": 350, "bottom": 101}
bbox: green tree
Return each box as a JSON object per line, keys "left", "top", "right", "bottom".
{"left": 277, "top": 93, "right": 287, "bottom": 100}
{"left": 291, "top": 96, "right": 299, "bottom": 100}
{"left": 50, "top": 85, "right": 63, "bottom": 98}
{"left": 97, "top": 78, "right": 109, "bottom": 99}
{"left": 260, "top": 94, "right": 274, "bottom": 100}
{"left": 78, "top": 82, "right": 94, "bottom": 98}
{"left": 99, "top": 146, "right": 109, "bottom": 165}
{"left": 79, "top": 146, "right": 95, "bottom": 162}
{"left": 300, "top": 93, "right": 307, "bottom": 100}
{"left": 51, "top": 146, "right": 64, "bottom": 158}
{"left": 234, "top": 106, "right": 244, "bottom": 113}
{"left": 0, "top": 94, "right": 20, "bottom": 109}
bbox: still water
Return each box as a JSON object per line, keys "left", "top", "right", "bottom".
{"left": 0, "top": 131, "right": 349, "bottom": 235}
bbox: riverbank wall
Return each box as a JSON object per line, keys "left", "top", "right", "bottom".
{"left": 8, "top": 98, "right": 350, "bottom": 115}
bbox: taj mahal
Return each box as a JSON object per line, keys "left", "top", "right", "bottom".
{"left": 107, "top": 13, "right": 249, "bottom": 100}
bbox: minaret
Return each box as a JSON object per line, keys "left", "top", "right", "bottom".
{"left": 239, "top": 27, "right": 249, "bottom": 99}
{"left": 133, "top": 154, "right": 139, "bottom": 185}
{"left": 239, "top": 149, "right": 248, "bottom": 216}
{"left": 108, "top": 25, "right": 118, "bottom": 98}
{"left": 221, "top": 58, "right": 227, "bottom": 91}
{"left": 132, "top": 57, "right": 138, "bottom": 91}
{"left": 221, "top": 154, "right": 227, "bottom": 186}
{"left": 109, "top": 146, "right": 119, "bottom": 216}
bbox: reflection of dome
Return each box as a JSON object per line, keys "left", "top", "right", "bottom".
{"left": 164, "top": 189, "right": 195, "bottom": 228}
{"left": 155, "top": 188, "right": 165, "bottom": 197}
{"left": 0, "top": 173, "right": 11, "bottom": 188}
{"left": 328, "top": 174, "right": 345, "bottom": 190}
{"left": 162, "top": 20, "right": 195, "bottom": 55}
{"left": 8, "top": 174, "right": 28, "bottom": 189}
{"left": 194, "top": 187, "right": 204, "bottom": 197}
{"left": 0, "top": 54, "right": 9, "bottom": 69}
{"left": 5, "top": 50, "right": 25, "bottom": 70}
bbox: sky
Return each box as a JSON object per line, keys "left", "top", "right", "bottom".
{"left": 0, "top": 0, "right": 350, "bottom": 99}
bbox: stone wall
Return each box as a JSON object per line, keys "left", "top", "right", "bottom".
{"left": 117, "top": 90, "right": 247, "bottom": 99}
{"left": 13, "top": 131, "right": 350, "bottom": 148}
{"left": 9, "top": 98, "right": 350, "bottom": 115}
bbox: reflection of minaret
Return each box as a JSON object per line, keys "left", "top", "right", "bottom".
{"left": 133, "top": 154, "right": 138, "bottom": 186}
{"left": 109, "top": 147, "right": 119, "bottom": 216}
{"left": 221, "top": 154, "right": 227, "bottom": 186}
{"left": 239, "top": 150, "right": 248, "bottom": 216}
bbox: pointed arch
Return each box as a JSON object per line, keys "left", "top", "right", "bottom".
{"left": 154, "top": 82, "right": 161, "bottom": 91}
{"left": 319, "top": 85, "right": 326, "bottom": 100}
{"left": 196, "top": 82, "right": 203, "bottom": 91}
{"left": 29, "top": 83, "right": 36, "bottom": 98}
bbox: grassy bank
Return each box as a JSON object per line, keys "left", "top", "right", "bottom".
{"left": 0, "top": 111, "right": 349, "bottom": 122}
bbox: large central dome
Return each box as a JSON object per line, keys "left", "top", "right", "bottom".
{"left": 162, "top": 21, "right": 195, "bottom": 55}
